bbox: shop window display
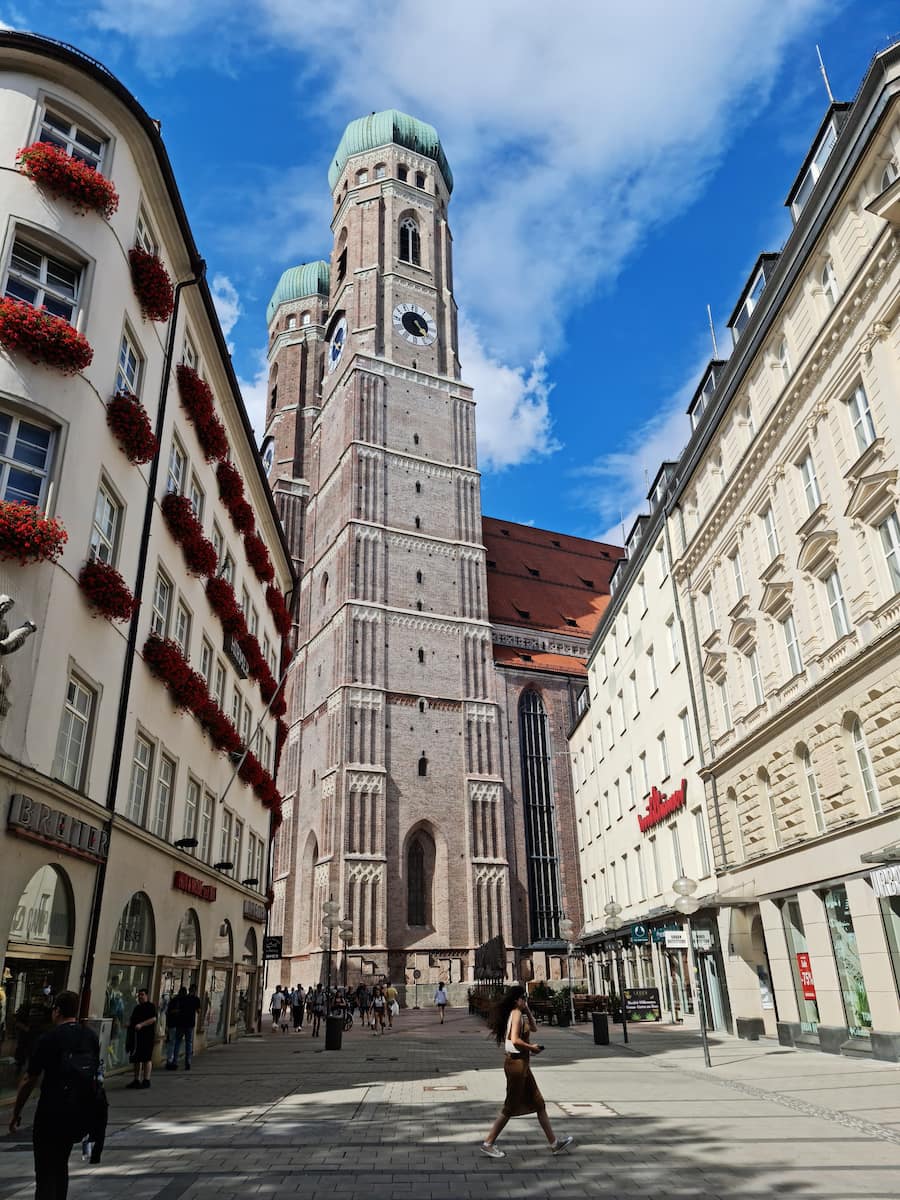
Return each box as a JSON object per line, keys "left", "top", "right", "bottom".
{"left": 780, "top": 896, "right": 819, "bottom": 1033}
{"left": 233, "top": 928, "right": 258, "bottom": 1036}
{"left": 880, "top": 895, "right": 900, "bottom": 999}
{"left": 823, "top": 884, "right": 872, "bottom": 1038}
{"left": 104, "top": 891, "right": 156, "bottom": 1071}
{"left": 204, "top": 920, "right": 233, "bottom": 1044}
{"left": 158, "top": 909, "right": 202, "bottom": 1056}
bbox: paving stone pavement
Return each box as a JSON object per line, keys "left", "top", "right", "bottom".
{"left": 2, "top": 1006, "right": 900, "bottom": 1198}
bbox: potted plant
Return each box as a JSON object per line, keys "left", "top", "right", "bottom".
{"left": 552, "top": 988, "right": 572, "bottom": 1027}
{"left": 0, "top": 499, "right": 67, "bottom": 564}
{"left": 128, "top": 246, "right": 174, "bottom": 322}
{"left": 0, "top": 298, "right": 93, "bottom": 374}
{"left": 106, "top": 390, "right": 158, "bottom": 464}
{"left": 17, "top": 141, "right": 119, "bottom": 218}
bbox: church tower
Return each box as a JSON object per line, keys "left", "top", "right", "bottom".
{"left": 266, "top": 111, "right": 509, "bottom": 988}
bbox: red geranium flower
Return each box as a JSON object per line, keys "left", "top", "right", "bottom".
{"left": 106, "top": 390, "right": 158, "bottom": 465}
{"left": 206, "top": 575, "right": 247, "bottom": 638}
{"left": 0, "top": 499, "right": 67, "bottom": 564}
{"left": 266, "top": 585, "right": 291, "bottom": 636}
{"left": 198, "top": 698, "right": 242, "bottom": 755}
{"left": 143, "top": 634, "right": 208, "bottom": 712}
{"left": 17, "top": 141, "right": 119, "bottom": 219}
{"left": 128, "top": 246, "right": 174, "bottom": 322}
{"left": 176, "top": 365, "right": 229, "bottom": 462}
{"left": 161, "top": 493, "right": 218, "bottom": 577}
{"left": 78, "top": 559, "right": 136, "bottom": 621}
{"left": 244, "top": 530, "right": 275, "bottom": 583}
{"left": 0, "top": 298, "right": 93, "bottom": 375}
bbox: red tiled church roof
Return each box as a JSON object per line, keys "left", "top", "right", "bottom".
{"left": 493, "top": 645, "right": 588, "bottom": 676}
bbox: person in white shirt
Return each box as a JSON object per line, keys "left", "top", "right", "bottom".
{"left": 434, "top": 982, "right": 448, "bottom": 1024}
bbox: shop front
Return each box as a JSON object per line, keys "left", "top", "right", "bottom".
{"left": 233, "top": 915, "right": 262, "bottom": 1037}
{"left": 158, "top": 908, "right": 202, "bottom": 1060}
{"left": 104, "top": 891, "right": 156, "bottom": 1072}
{"left": 204, "top": 919, "right": 232, "bottom": 1045}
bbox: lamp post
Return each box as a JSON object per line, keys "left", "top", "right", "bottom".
{"left": 559, "top": 917, "right": 576, "bottom": 1026}
{"left": 604, "top": 899, "right": 628, "bottom": 1044}
{"left": 672, "top": 875, "right": 711, "bottom": 1069}
{"left": 339, "top": 920, "right": 353, "bottom": 987}
{"left": 322, "top": 898, "right": 340, "bottom": 1005}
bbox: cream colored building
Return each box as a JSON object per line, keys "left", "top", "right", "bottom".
{"left": 668, "top": 43, "right": 900, "bottom": 1059}
{"left": 0, "top": 32, "right": 293, "bottom": 1091}
{"left": 569, "top": 462, "right": 722, "bottom": 1029}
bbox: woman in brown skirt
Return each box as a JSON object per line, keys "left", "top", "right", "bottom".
{"left": 480, "top": 986, "right": 574, "bottom": 1159}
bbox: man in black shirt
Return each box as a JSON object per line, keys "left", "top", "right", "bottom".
{"left": 168, "top": 983, "right": 202, "bottom": 1070}
{"left": 8, "top": 989, "right": 100, "bottom": 1199}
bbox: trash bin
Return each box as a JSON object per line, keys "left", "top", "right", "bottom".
{"left": 324, "top": 1014, "right": 343, "bottom": 1051}
{"left": 592, "top": 1012, "right": 609, "bottom": 1046}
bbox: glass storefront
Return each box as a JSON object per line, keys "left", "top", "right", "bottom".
{"left": 780, "top": 896, "right": 819, "bottom": 1033}
{"left": 233, "top": 928, "right": 258, "bottom": 1036}
{"left": 1, "top": 866, "right": 74, "bottom": 1096}
{"left": 159, "top": 909, "right": 202, "bottom": 1054}
{"left": 880, "top": 894, "right": 900, "bottom": 998}
{"left": 104, "top": 892, "right": 156, "bottom": 1071}
{"left": 823, "top": 884, "right": 872, "bottom": 1039}
{"left": 204, "top": 920, "right": 233, "bottom": 1045}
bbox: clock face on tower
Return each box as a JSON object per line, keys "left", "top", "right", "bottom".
{"left": 261, "top": 439, "right": 274, "bottom": 475}
{"left": 393, "top": 303, "right": 437, "bottom": 346}
{"left": 328, "top": 315, "right": 348, "bottom": 373}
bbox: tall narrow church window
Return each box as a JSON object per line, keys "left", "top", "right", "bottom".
{"left": 416, "top": 601, "right": 423, "bottom": 611}
{"left": 415, "top": 516, "right": 421, "bottom": 529}
{"left": 519, "top": 690, "right": 563, "bottom": 942}
{"left": 375, "top": 163, "right": 386, "bottom": 180}
{"left": 320, "top": 573, "right": 329, "bottom": 606}
{"left": 408, "top": 838, "right": 426, "bottom": 924}
{"left": 337, "top": 247, "right": 347, "bottom": 284}
{"left": 415, "top": 171, "right": 426, "bottom": 189}
{"left": 416, "top": 570, "right": 423, "bottom": 584}
{"left": 418, "top": 754, "right": 428, "bottom": 777}
{"left": 415, "top": 481, "right": 421, "bottom": 494}
{"left": 301, "top": 311, "right": 311, "bottom": 326}
{"left": 413, "top": 434, "right": 419, "bottom": 445}
{"left": 270, "top": 385, "right": 277, "bottom": 411}
{"left": 399, "top": 217, "right": 421, "bottom": 265}
{"left": 397, "top": 164, "right": 408, "bottom": 181}
{"left": 418, "top": 648, "right": 425, "bottom": 663}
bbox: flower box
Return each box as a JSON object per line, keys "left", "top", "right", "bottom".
{"left": 17, "top": 141, "right": 119, "bottom": 219}
{"left": 161, "top": 492, "right": 218, "bottom": 577}
{"left": 78, "top": 559, "right": 135, "bottom": 621}
{"left": 128, "top": 246, "right": 174, "bottom": 322}
{"left": 0, "top": 298, "right": 93, "bottom": 375}
{"left": 206, "top": 575, "right": 246, "bottom": 637}
{"left": 143, "top": 634, "right": 209, "bottom": 712}
{"left": 175, "top": 365, "right": 229, "bottom": 462}
{"left": 199, "top": 698, "right": 242, "bottom": 755}
{"left": 0, "top": 499, "right": 67, "bottom": 564}
{"left": 216, "top": 460, "right": 255, "bottom": 533}
{"left": 266, "top": 584, "right": 291, "bottom": 636}
{"left": 106, "top": 390, "right": 158, "bottom": 465}
{"left": 244, "top": 530, "right": 274, "bottom": 583}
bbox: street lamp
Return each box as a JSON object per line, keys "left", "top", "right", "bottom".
{"left": 339, "top": 920, "right": 353, "bottom": 987}
{"left": 672, "top": 875, "right": 711, "bottom": 1069}
{"left": 603, "top": 900, "right": 628, "bottom": 1045}
{"left": 559, "top": 917, "right": 576, "bottom": 1027}
{"left": 322, "top": 899, "right": 341, "bottom": 1000}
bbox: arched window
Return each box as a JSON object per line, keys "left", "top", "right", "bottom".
{"left": 415, "top": 481, "right": 421, "bottom": 494}
{"left": 287, "top": 315, "right": 297, "bottom": 330}
{"left": 850, "top": 717, "right": 880, "bottom": 812}
{"left": 9, "top": 865, "right": 74, "bottom": 947}
{"left": 418, "top": 699, "right": 427, "bottom": 713}
{"left": 418, "top": 753, "right": 428, "bottom": 777}
{"left": 399, "top": 217, "right": 421, "bottom": 265}
{"left": 416, "top": 570, "right": 423, "bottom": 584}
{"left": 408, "top": 838, "right": 425, "bottom": 925}
{"left": 415, "top": 516, "right": 421, "bottom": 529}
{"left": 416, "top": 600, "right": 423, "bottom": 611}
{"left": 397, "top": 164, "right": 408, "bottom": 181}
{"left": 301, "top": 311, "right": 311, "bottom": 326}
{"left": 175, "top": 909, "right": 201, "bottom": 959}
{"left": 417, "top": 647, "right": 425, "bottom": 663}
{"left": 821, "top": 259, "right": 839, "bottom": 308}
{"left": 519, "top": 691, "right": 562, "bottom": 942}
{"left": 798, "top": 745, "right": 826, "bottom": 834}
{"left": 759, "top": 769, "right": 781, "bottom": 849}
{"left": 112, "top": 891, "right": 155, "bottom": 955}
{"left": 320, "top": 572, "right": 329, "bottom": 607}
{"left": 356, "top": 168, "right": 368, "bottom": 185}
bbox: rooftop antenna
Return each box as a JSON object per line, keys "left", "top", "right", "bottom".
{"left": 816, "top": 44, "right": 835, "bottom": 104}
{"left": 706, "top": 304, "right": 719, "bottom": 358}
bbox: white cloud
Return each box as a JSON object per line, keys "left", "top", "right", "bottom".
{"left": 237, "top": 348, "right": 269, "bottom": 445}
{"left": 210, "top": 273, "right": 241, "bottom": 345}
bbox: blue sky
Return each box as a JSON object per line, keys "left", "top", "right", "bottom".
{"left": 3, "top": 1, "right": 897, "bottom": 543}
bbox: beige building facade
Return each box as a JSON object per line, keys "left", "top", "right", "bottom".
{"left": 668, "top": 43, "right": 900, "bottom": 1058}
{"left": 0, "top": 33, "right": 293, "bottom": 1091}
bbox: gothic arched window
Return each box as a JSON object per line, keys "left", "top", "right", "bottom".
{"left": 418, "top": 754, "right": 428, "bottom": 777}
{"left": 519, "top": 690, "right": 563, "bottom": 942}
{"left": 399, "top": 217, "right": 421, "bottom": 265}
{"left": 408, "top": 838, "right": 425, "bottom": 925}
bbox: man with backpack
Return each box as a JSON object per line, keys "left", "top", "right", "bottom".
{"left": 8, "top": 989, "right": 104, "bottom": 1198}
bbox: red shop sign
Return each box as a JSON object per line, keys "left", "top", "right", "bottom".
{"left": 796, "top": 951, "right": 817, "bottom": 1001}
{"left": 638, "top": 779, "right": 688, "bottom": 833}
{"left": 173, "top": 870, "right": 216, "bottom": 903}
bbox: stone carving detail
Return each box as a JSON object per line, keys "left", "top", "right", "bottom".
{"left": 0, "top": 595, "right": 37, "bottom": 719}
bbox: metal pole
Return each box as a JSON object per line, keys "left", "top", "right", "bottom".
{"left": 615, "top": 942, "right": 628, "bottom": 1044}
{"left": 567, "top": 945, "right": 575, "bottom": 1026}
{"left": 686, "top": 916, "right": 712, "bottom": 1069}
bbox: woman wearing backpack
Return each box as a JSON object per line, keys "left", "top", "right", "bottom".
{"left": 126, "top": 988, "right": 157, "bottom": 1089}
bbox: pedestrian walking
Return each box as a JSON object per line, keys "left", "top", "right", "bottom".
{"left": 310, "top": 984, "right": 325, "bottom": 1037}
{"left": 434, "top": 981, "right": 448, "bottom": 1023}
{"left": 371, "top": 986, "right": 386, "bottom": 1034}
{"left": 167, "top": 984, "right": 201, "bottom": 1070}
{"left": 125, "top": 988, "right": 157, "bottom": 1089}
{"left": 356, "top": 983, "right": 370, "bottom": 1028}
{"left": 279, "top": 998, "right": 291, "bottom": 1033}
{"left": 384, "top": 981, "right": 398, "bottom": 1028}
{"left": 8, "top": 990, "right": 105, "bottom": 1199}
{"left": 479, "top": 986, "right": 573, "bottom": 1159}
{"left": 269, "top": 985, "right": 285, "bottom": 1031}
{"left": 292, "top": 984, "right": 305, "bottom": 1031}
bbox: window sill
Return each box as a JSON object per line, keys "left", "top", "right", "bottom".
{"left": 649, "top": 687, "right": 659, "bottom": 699}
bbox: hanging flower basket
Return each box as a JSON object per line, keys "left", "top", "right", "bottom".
{"left": 206, "top": 574, "right": 247, "bottom": 637}
{"left": 78, "top": 559, "right": 136, "bottom": 621}
{"left": 0, "top": 298, "right": 93, "bottom": 375}
{"left": 266, "top": 584, "right": 291, "bottom": 636}
{"left": 198, "top": 698, "right": 242, "bottom": 755}
{"left": 175, "top": 365, "right": 229, "bottom": 462}
{"left": 128, "top": 246, "right": 174, "bottom": 322}
{"left": 0, "top": 499, "right": 67, "bottom": 564}
{"left": 17, "top": 141, "right": 119, "bottom": 219}
{"left": 244, "top": 530, "right": 274, "bottom": 583}
{"left": 143, "top": 633, "right": 209, "bottom": 712}
{"left": 216, "top": 460, "right": 255, "bottom": 533}
{"left": 106, "top": 390, "right": 158, "bottom": 465}
{"left": 270, "top": 686, "right": 287, "bottom": 719}
{"left": 238, "top": 749, "right": 265, "bottom": 790}
{"left": 161, "top": 492, "right": 218, "bottom": 577}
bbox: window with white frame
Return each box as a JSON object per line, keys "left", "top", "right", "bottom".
{"left": 232, "top": 817, "right": 244, "bottom": 872}
{"left": 116, "top": 327, "right": 143, "bottom": 395}
{"left": 761, "top": 505, "right": 779, "bottom": 562}
{"left": 824, "top": 569, "right": 850, "bottom": 639}
{"left": 150, "top": 570, "right": 172, "bottom": 638}
{"left": 250, "top": 606, "right": 259, "bottom": 638}
{"left": 183, "top": 777, "right": 200, "bottom": 846}
{"left": 776, "top": 338, "right": 791, "bottom": 385}
{"left": 601, "top": 790, "right": 609, "bottom": 829}
{"left": 617, "top": 690, "right": 626, "bottom": 733}
{"left": 703, "top": 585, "right": 716, "bottom": 635}
{"left": 173, "top": 600, "right": 191, "bottom": 655}
{"left": 167, "top": 438, "right": 186, "bottom": 495}
{"left": 799, "top": 452, "right": 821, "bottom": 514}
{"left": 621, "top": 854, "right": 632, "bottom": 906}
{"left": 246, "top": 831, "right": 265, "bottom": 884}
{"left": 356, "top": 169, "right": 368, "bottom": 185}
{"left": 629, "top": 671, "right": 639, "bottom": 716}
{"left": 747, "top": 647, "right": 764, "bottom": 708}
{"left": 199, "top": 790, "right": 214, "bottom": 861}
{"left": 221, "top": 552, "right": 235, "bottom": 586}
{"left": 594, "top": 720, "right": 603, "bottom": 761}
{"left": 846, "top": 384, "right": 877, "bottom": 455}
{"left": 220, "top": 809, "right": 233, "bottom": 864}
{"left": 728, "top": 790, "right": 744, "bottom": 863}
{"left": 647, "top": 646, "right": 658, "bottom": 694}
{"left": 719, "top": 679, "right": 732, "bottom": 732}
{"left": 658, "top": 730, "right": 670, "bottom": 779}
{"left": 134, "top": 208, "right": 158, "bottom": 256}
{"left": 126, "top": 734, "right": 153, "bottom": 825}
{"left": 730, "top": 547, "right": 745, "bottom": 600}
{"left": 181, "top": 334, "right": 198, "bottom": 371}
{"left": 821, "top": 259, "right": 839, "bottom": 308}
{"left": 606, "top": 707, "right": 614, "bottom": 749}
{"left": 622, "top": 606, "right": 631, "bottom": 641}
{"left": 211, "top": 523, "right": 224, "bottom": 569}
{"left": 189, "top": 474, "right": 204, "bottom": 521}
{"left": 0, "top": 409, "right": 54, "bottom": 508}
{"left": 241, "top": 586, "right": 251, "bottom": 618}
{"left": 610, "top": 628, "right": 618, "bottom": 662}
{"left": 89, "top": 480, "right": 121, "bottom": 565}
{"left": 614, "top": 777, "right": 623, "bottom": 820}
{"left": 231, "top": 688, "right": 243, "bottom": 732}
{"left": 656, "top": 539, "right": 669, "bottom": 583}
{"left": 635, "top": 844, "right": 647, "bottom": 900}
{"left": 781, "top": 612, "right": 803, "bottom": 677}
{"left": 679, "top": 709, "right": 693, "bottom": 760}
{"left": 39, "top": 106, "right": 105, "bottom": 169}
{"left": 666, "top": 618, "right": 680, "bottom": 669}
{"left": 599, "top": 647, "right": 607, "bottom": 680}
{"left": 801, "top": 747, "right": 826, "bottom": 834}
{"left": 763, "top": 773, "right": 782, "bottom": 848}
{"left": 670, "top": 823, "right": 684, "bottom": 876}
{"left": 153, "top": 754, "right": 175, "bottom": 839}
{"left": 638, "top": 575, "right": 647, "bottom": 614}
{"left": 851, "top": 718, "right": 880, "bottom": 813}
{"left": 213, "top": 660, "right": 226, "bottom": 707}
{"left": 880, "top": 510, "right": 900, "bottom": 593}
{"left": 263, "top": 734, "right": 273, "bottom": 772}
{"left": 744, "top": 400, "right": 756, "bottom": 439}
{"left": 199, "top": 639, "right": 213, "bottom": 687}
{"left": 241, "top": 703, "right": 252, "bottom": 747}
{"left": 5, "top": 237, "right": 81, "bottom": 322}
{"left": 639, "top": 751, "right": 649, "bottom": 796}
{"left": 791, "top": 119, "right": 837, "bottom": 218}
{"left": 609, "top": 859, "right": 619, "bottom": 906}
{"left": 626, "top": 766, "right": 636, "bottom": 809}
{"left": 650, "top": 835, "right": 662, "bottom": 894}
{"left": 53, "top": 672, "right": 95, "bottom": 789}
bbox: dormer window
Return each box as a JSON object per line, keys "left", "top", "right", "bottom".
{"left": 791, "top": 118, "right": 838, "bottom": 220}
{"left": 732, "top": 269, "right": 766, "bottom": 341}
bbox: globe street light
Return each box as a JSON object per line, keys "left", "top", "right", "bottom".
{"left": 671, "top": 875, "right": 711, "bottom": 1069}
{"left": 559, "top": 917, "right": 576, "bottom": 1026}
{"left": 603, "top": 901, "right": 628, "bottom": 1044}
{"left": 339, "top": 920, "right": 354, "bottom": 987}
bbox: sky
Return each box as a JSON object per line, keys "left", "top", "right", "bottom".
{"left": 3, "top": 1, "right": 898, "bottom": 545}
